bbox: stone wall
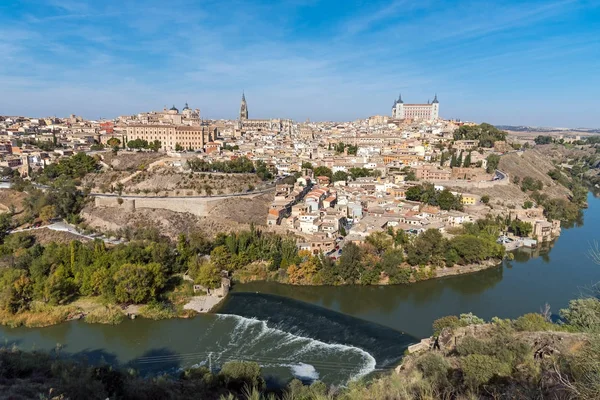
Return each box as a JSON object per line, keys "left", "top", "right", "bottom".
{"left": 94, "top": 197, "right": 136, "bottom": 212}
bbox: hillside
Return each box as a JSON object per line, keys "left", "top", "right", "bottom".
{"left": 499, "top": 149, "right": 571, "bottom": 200}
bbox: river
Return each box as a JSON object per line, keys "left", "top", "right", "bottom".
{"left": 1, "top": 193, "right": 598, "bottom": 386}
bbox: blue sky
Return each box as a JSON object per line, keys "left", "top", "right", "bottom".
{"left": 1, "top": 0, "right": 599, "bottom": 127}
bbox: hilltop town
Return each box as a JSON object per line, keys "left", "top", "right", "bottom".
{"left": 1, "top": 95, "right": 595, "bottom": 252}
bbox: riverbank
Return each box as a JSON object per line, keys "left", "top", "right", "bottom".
{"left": 233, "top": 257, "right": 504, "bottom": 286}
{"left": 0, "top": 293, "right": 214, "bottom": 328}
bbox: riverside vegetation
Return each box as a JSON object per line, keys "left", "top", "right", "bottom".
{"left": 0, "top": 218, "right": 504, "bottom": 327}
{"left": 1, "top": 292, "right": 598, "bottom": 400}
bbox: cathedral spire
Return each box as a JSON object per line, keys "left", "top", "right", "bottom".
{"left": 240, "top": 91, "right": 248, "bottom": 120}
{"left": 398, "top": 93, "right": 403, "bottom": 103}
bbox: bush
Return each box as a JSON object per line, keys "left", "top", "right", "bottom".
{"left": 432, "top": 315, "right": 462, "bottom": 336}
{"left": 456, "top": 336, "right": 488, "bottom": 356}
{"left": 459, "top": 312, "right": 485, "bottom": 326}
{"left": 219, "top": 361, "right": 265, "bottom": 391}
{"left": 514, "top": 313, "right": 553, "bottom": 332}
{"left": 559, "top": 298, "right": 600, "bottom": 332}
{"left": 416, "top": 352, "right": 450, "bottom": 386}
{"left": 461, "top": 354, "right": 511, "bottom": 389}
{"left": 84, "top": 305, "right": 125, "bottom": 325}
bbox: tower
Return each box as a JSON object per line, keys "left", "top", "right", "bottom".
{"left": 239, "top": 92, "right": 248, "bottom": 120}
{"left": 395, "top": 93, "right": 404, "bottom": 119}
{"left": 431, "top": 94, "right": 439, "bottom": 120}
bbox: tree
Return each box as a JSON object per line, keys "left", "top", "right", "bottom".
{"left": 39, "top": 205, "right": 57, "bottom": 223}
{"left": 463, "top": 151, "right": 472, "bottom": 167}
{"left": 113, "top": 263, "right": 166, "bottom": 304}
{"left": 175, "top": 143, "right": 184, "bottom": 152}
{"left": 437, "top": 189, "right": 460, "bottom": 211}
{"left": 453, "top": 123, "right": 508, "bottom": 148}
{"left": 407, "top": 229, "right": 447, "bottom": 266}
{"left": 107, "top": 138, "right": 121, "bottom": 148}
{"left": 365, "top": 231, "right": 393, "bottom": 255}
{"left": 219, "top": 361, "right": 265, "bottom": 392}
{"left": 4, "top": 275, "right": 33, "bottom": 313}
{"left": 313, "top": 166, "right": 333, "bottom": 180}
{"left": 44, "top": 265, "right": 76, "bottom": 305}
{"left": 523, "top": 200, "right": 533, "bottom": 209}
{"left": 534, "top": 135, "right": 553, "bottom": 145}
{"left": 405, "top": 170, "right": 417, "bottom": 181}
{"left": 301, "top": 162, "right": 313, "bottom": 170}
{"left": 486, "top": 154, "right": 501, "bottom": 173}
{"left": 481, "top": 195, "right": 490, "bottom": 205}
{"left": 337, "top": 242, "right": 363, "bottom": 284}
{"left": 332, "top": 171, "right": 349, "bottom": 182}
{"left": 0, "top": 213, "right": 13, "bottom": 243}
{"left": 405, "top": 185, "right": 423, "bottom": 201}
{"left": 195, "top": 262, "right": 221, "bottom": 289}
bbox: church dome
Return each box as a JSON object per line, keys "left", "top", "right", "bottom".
{"left": 170, "top": 105, "right": 179, "bottom": 112}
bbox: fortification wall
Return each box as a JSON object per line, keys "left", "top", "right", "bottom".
{"left": 94, "top": 195, "right": 232, "bottom": 216}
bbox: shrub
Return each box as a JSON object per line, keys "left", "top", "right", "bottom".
{"left": 459, "top": 312, "right": 485, "bottom": 326}
{"left": 416, "top": 352, "right": 450, "bottom": 386}
{"left": 432, "top": 315, "right": 462, "bottom": 336}
{"left": 461, "top": 354, "right": 511, "bottom": 389}
{"left": 456, "top": 336, "right": 487, "bottom": 356}
{"left": 559, "top": 298, "right": 600, "bottom": 332}
{"left": 514, "top": 313, "right": 554, "bottom": 332}
{"left": 219, "top": 361, "right": 265, "bottom": 391}
{"left": 85, "top": 305, "right": 125, "bottom": 325}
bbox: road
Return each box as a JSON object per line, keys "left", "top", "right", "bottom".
{"left": 11, "top": 221, "right": 124, "bottom": 244}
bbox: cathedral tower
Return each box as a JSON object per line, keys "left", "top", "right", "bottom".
{"left": 239, "top": 92, "right": 248, "bottom": 120}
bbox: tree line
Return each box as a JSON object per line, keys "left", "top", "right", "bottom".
{"left": 453, "top": 123, "right": 507, "bottom": 148}
{"left": 187, "top": 157, "right": 274, "bottom": 181}
{"left": 405, "top": 183, "right": 464, "bottom": 211}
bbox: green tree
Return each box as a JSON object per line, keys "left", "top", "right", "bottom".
{"left": 113, "top": 263, "right": 166, "bottom": 304}
{"left": 332, "top": 170, "right": 349, "bottom": 182}
{"left": 219, "top": 361, "right": 265, "bottom": 392}
{"left": 195, "top": 262, "right": 221, "bottom": 289}
{"left": 486, "top": 154, "right": 501, "bottom": 173}
{"left": 337, "top": 242, "right": 363, "bottom": 284}
{"left": 365, "top": 231, "right": 393, "bottom": 255}
{"left": 107, "top": 137, "right": 121, "bottom": 147}
{"left": 313, "top": 166, "right": 333, "bottom": 180}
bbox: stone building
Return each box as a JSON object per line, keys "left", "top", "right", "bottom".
{"left": 391, "top": 94, "right": 440, "bottom": 120}
{"left": 134, "top": 103, "right": 201, "bottom": 126}
{"left": 235, "top": 93, "right": 292, "bottom": 135}
{"left": 124, "top": 124, "right": 216, "bottom": 151}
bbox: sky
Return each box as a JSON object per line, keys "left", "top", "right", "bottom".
{"left": 0, "top": 0, "right": 599, "bottom": 127}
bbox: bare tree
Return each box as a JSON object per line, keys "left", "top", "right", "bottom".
{"left": 590, "top": 240, "right": 600, "bottom": 265}
{"left": 540, "top": 303, "right": 552, "bottom": 322}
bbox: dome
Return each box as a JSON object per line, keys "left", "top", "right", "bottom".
{"left": 183, "top": 102, "right": 190, "bottom": 110}
{"left": 170, "top": 105, "right": 179, "bottom": 112}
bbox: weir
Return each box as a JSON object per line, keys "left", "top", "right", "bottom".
{"left": 215, "top": 292, "right": 418, "bottom": 370}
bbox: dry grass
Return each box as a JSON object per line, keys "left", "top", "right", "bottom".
{"left": 84, "top": 304, "right": 125, "bottom": 325}
{"left": 0, "top": 302, "right": 78, "bottom": 328}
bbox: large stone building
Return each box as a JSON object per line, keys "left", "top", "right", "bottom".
{"left": 235, "top": 93, "right": 292, "bottom": 135}
{"left": 391, "top": 94, "right": 439, "bottom": 120}
{"left": 124, "top": 124, "right": 216, "bottom": 151}
{"left": 128, "top": 103, "right": 201, "bottom": 126}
